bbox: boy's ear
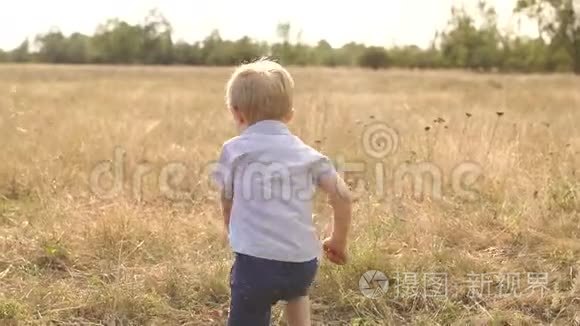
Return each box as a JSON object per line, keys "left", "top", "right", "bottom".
{"left": 284, "top": 108, "right": 295, "bottom": 123}
{"left": 231, "top": 106, "right": 246, "bottom": 125}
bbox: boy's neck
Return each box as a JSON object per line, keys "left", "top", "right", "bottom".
{"left": 241, "top": 120, "right": 291, "bottom": 135}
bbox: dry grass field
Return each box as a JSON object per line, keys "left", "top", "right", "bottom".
{"left": 0, "top": 65, "right": 579, "bottom": 325}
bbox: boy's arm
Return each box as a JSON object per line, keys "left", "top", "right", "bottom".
{"left": 221, "top": 193, "right": 232, "bottom": 234}
{"left": 318, "top": 172, "right": 352, "bottom": 264}
{"left": 212, "top": 144, "right": 234, "bottom": 236}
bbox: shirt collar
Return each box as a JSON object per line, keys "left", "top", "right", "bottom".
{"left": 243, "top": 120, "right": 291, "bottom": 135}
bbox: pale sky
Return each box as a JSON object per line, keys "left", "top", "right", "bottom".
{"left": 1, "top": 0, "right": 536, "bottom": 50}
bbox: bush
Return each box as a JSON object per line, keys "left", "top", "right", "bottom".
{"left": 358, "top": 46, "right": 389, "bottom": 70}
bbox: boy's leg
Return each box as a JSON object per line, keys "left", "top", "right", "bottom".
{"left": 227, "top": 254, "right": 274, "bottom": 326}
{"left": 228, "top": 295, "right": 271, "bottom": 326}
{"left": 284, "top": 296, "right": 311, "bottom": 326}
{"left": 282, "top": 258, "right": 318, "bottom": 326}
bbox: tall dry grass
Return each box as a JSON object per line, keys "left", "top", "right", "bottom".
{"left": 0, "top": 65, "right": 579, "bottom": 325}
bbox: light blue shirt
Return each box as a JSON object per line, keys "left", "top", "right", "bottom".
{"left": 212, "top": 120, "right": 336, "bottom": 262}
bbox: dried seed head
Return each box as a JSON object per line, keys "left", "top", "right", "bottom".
{"left": 496, "top": 112, "right": 504, "bottom": 117}
{"left": 425, "top": 126, "right": 431, "bottom": 131}
{"left": 465, "top": 112, "right": 472, "bottom": 118}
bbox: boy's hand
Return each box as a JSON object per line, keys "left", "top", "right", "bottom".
{"left": 322, "top": 237, "right": 348, "bottom": 265}
{"left": 221, "top": 230, "right": 229, "bottom": 247}
{"left": 318, "top": 172, "right": 352, "bottom": 266}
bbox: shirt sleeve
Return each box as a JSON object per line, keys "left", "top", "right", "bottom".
{"left": 311, "top": 155, "right": 338, "bottom": 185}
{"left": 211, "top": 144, "right": 234, "bottom": 200}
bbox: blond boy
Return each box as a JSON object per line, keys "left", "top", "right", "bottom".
{"left": 213, "top": 59, "right": 352, "bottom": 326}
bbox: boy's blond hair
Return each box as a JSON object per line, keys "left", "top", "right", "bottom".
{"left": 225, "top": 59, "right": 294, "bottom": 124}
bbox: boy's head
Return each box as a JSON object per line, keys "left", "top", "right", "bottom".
{"left": 225, "top": 59, "right": 294, "bottom": 129}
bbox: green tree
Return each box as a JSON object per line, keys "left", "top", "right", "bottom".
{"left": 337, "top": 42, "right": 367, "bottom": 66}
{"left": 272, "top": 22, "right": 296, "bottom": 64}
{"left": 358, "top": 46, "right": 389, "bottom": 69}
{"left": 502, "top": 37, "right": 549, "bottom": 71}
{"left": 141, "top": 9, "right": 173, "bottom": 64}
{"left": 201, "top": 30, "right": 228, "bottom": 65}
{"left": 313, "top": 40, "right": 339, "bottom": 66}
{"left": 173, "top": 41, "right": 202, "bottom": 65}
{"left": 4, "top": 6, "right": 575, "bottom": 72}
{"left": 276, "top": 23, "right": 291, "bottom": 44}
{"left": 66, "top": 33, "right": 92, "bottom": 63}
{"left": 9, "top": 40, "right": 30, "bottom": 62}
{"left": 440, "top": 3, "right": 502, "bottom": 70}
{"left": 232, "top": 36, "right": 264, "bottom": 64}
{"left": 516, "top": 0, "right": 580, "bottom": 73}
{"left": 92, "top": 19, "right": 144, "bottom": 63}
{"left": 36, "top": 29, "right": 68, "bottom": 63}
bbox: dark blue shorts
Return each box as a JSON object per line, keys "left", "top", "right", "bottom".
{"left": 227, "top": 253, "right": 318, "bottom": 326}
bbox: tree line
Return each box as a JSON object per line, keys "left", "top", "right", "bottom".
{"left": 1, "top": 0, "right": 579, "bottom": 73}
